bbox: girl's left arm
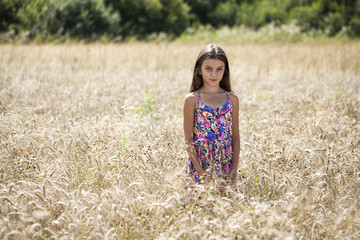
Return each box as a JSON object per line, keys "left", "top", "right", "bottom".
{"left": 230, "top": 93, "right": 240, "bottom": 181}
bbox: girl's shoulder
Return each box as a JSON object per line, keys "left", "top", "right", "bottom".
{"left": 227, "top": 91, "right": 239, "bottom": 106}
{"left": 184, "top": 91, "right": 198, "bottom": 103}
{"left": 227, "top": 91, "right": 238, "bottom": 101}
{"left": 183, "top": 92, "right": 198, "bottom": 109}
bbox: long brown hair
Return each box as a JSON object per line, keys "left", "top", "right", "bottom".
{"left": 189, "top": 44, "right": 231, "bottom": 92}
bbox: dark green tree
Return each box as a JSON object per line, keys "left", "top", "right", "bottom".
{"left": 183, "top": 0, "right": 219, "bottom": 26}
{"left": 289, "top": 1, "right": 323, "bottom": 32}
{"left": 104, "top": 0, "right": 190, "bottom": 37}
{"left": 208, "top": 0, "right": 239, "bottom": 27}
{"left": 16, "top": 0, "right": 49, "bottom": 37}
{"left": 0, "top": 0, "right": 23, "bottom": 32}
{"left": 160, "top": 0, "right": 190, "bottom": 35}
{"left": 237, "top": 0, "right": 290, "bottom": 29}
{"left": 44, "top": 0, "right": 120, "bottom": 38}
{"left": 2, "top": 0, "right": 360, "bottom": 40}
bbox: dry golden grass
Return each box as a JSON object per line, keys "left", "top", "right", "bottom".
{"left": 0, "top": 42, "right": 360, "bottom": 239}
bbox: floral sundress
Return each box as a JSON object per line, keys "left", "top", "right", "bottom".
{"left": 185, "top": 90, "right": 233, "bottom": 184}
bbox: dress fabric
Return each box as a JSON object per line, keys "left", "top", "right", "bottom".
{"left": 185, "top": 90, "right": 233, "bottom": 184}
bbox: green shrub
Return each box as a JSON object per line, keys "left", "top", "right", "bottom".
{"left": 289, "top": 3, "right": 323, "bottom": 32}
{"left": 324, "top": 12, "right": 344, "bottom": 36}
{"left": 237, "top": 0, "right": 289, "bottom": 29}
{"left": 208, "top": 0, "right": 238, "bottom": 27}
{"left": 44, "top": 0, "right": 120, "bottom": 39}
{"left": 157, "top": 0, "right": 190, "bottom": 36}
{"left": 349, "top": 17, "right": 360, "bottom": 37}
{"left": 105, "top": 0, "right": 190, "bottom": 38}
{"left": 0, "top": 0, "right": 23, "bottom": 32}
{"left": 16, "top": 0, "right": 49, "bottom": 38}
{"left": 183, "top": 0, "right": 218, "bottom": 26}
{"left": 1, "top": 0, "right": 360, "bottom": 42}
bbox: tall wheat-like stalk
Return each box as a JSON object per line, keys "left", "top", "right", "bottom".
{"left": 0, "top": 42, "right": 359, "bottom": 239}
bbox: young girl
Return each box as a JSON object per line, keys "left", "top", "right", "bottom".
{"left": 184, "top": 44, "right": 240, "bottom": 190}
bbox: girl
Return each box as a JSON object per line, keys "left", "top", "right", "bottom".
{"left": 184, "top": 44, "right": 240, "bottom": 190}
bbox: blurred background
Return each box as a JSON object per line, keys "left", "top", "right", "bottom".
{"left": 1, "top": 0, "right": 360, "bottom": 43}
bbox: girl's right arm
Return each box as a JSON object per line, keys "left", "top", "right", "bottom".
{"left": 183, "top": 93, "right": 206, "bottom": 177}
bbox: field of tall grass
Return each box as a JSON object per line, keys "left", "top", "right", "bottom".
{"left": 0, "top": 42, "right": 359, "bottom": 239}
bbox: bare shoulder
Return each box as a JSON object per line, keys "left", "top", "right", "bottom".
{"left": 184, "top": 92, "right": 197, "bottom": 104}
{"left": 228, "top": 92, "right": 239, "bottom": 105}
{"left": 183, "top": 92, "right": 197, "bottom": 109}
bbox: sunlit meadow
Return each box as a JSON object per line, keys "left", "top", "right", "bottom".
{"left": 0, "top": 41, "right": 359, "bottom": 239}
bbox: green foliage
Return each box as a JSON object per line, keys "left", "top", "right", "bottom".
{"left": 44, "top": 0, "right": 120, "bottom": 39}
{"left": 104, "top": 0, "right": 160, "bottom": 36}
{"left": 159, "top": 0, "right": 190, "bottom": 36}
{"left": 1, "top": 0, "right": 360, "bottom": 42}
{"left": 105, "top": 0, "right": 190, "bottom": 38}
{"left": 237, "top": 0, "right": 290, "bottom": 29}
{"left": 289, "top": 2, "right": 323, "bottom": 32}
{"left": 135, "top": 88, "right": 155, "bottom": 117}
{"left": 325, "top": 12, "right": 345, "bottom": 36}
{"left": 0, "top": 0, "right": 23, "bottom": 32}
{"left": 183, "top": 0, "right": 218, "bottom": 26}
{"left": 349, "top": 17, "right": 360, "bottom": 36}
{"left": 208, "top": 0, "right": 238, "bottom": 27}
{"left": 16, "top": 0, "right": 49, "bottom": 37}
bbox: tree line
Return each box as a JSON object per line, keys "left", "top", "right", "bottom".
{"left": 1, "top": 0, "right": 359, "bottom": 42}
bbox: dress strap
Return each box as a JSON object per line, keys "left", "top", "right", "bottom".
{"left": 197, "top": 90, "right": 201, "bottom": 102}
{"left": 224, "top": 90, "right": 229, "bottom": 100}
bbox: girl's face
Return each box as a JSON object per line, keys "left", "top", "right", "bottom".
{"left": 200, "top": 58, "right": 225, "bottom": 88}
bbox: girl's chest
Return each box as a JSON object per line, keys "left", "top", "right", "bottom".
{"left": 199, "top": 94, "right": 228, "bottom": 109}
{"left": 196, "top": 107, "right": 232, "bottom": 122}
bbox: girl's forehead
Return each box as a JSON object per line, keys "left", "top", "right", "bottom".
{"left": 202, "top": 58, "right": 225, "bottom": 67}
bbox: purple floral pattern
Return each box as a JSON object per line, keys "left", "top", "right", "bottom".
{"left": 186, "top": 90, "right": 233, "bottom": 184}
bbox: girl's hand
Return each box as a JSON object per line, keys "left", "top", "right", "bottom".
{"left": 229, "top": 168, "right": 237, "bottom": 186}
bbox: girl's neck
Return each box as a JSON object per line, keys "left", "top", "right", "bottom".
{"left": 200, "top": 85, "right": 223, "bottom": 93}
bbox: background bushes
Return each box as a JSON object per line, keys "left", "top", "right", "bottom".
{"left": 0, "top": 0, "right": 23, "bottom": 32}
{"left": 104, "top": 0, "right": 190, "bottom": 37}
{"left": 44, "top": 0, "right": 120, "bottom": 39}
{"left": 1, "top": 0, "right": 359, "bottom": 42}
